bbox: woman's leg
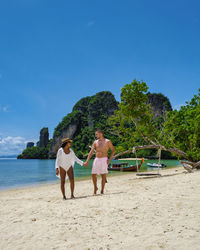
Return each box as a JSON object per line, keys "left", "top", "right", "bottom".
{"left": 67, "top": 166, "right": 75, "bottom": 198}
{"left": 59, "top": 167, "right": 67, "bottom": 199}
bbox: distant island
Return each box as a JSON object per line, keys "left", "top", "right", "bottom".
{"left": 18, "top": 88, "right": 173, "bottom": 160}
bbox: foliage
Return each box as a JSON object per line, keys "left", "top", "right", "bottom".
{"left": 53, "top": 110, "right": 84, "bottom": 137}
{"left": 162, "top": 90, "right": 200, "bottom": 161}
{"left": 109, "top": 80, "right": 158, "bottom": 152}
{"left": 46, "top": 139, "right": 53, "bottom": 151}
{"left": 18, "top": 146, "right": 49, "bottom": 159}
{"left": 40, "top": 127, "right": 48, "bottom": 134}
{"left": 109, "top": 79, "right": 200, "bottom": 162}
{"left": 72, "top": 121, "right": 121, "bottom": 158}
{"left": 53, "top": 91, "right": 119, "bottom": 157}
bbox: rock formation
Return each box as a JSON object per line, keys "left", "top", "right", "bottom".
{"left": 49, "top": 91, "right": 118, "bottom": 158}
{"left": 26, "top": 142, "right": 34, "bottom": 148}
{"left": 38, "top": 127, "right": 49, "bottom": 148}
{"left": 49, "top": 124, "right": 78, "bottom": 158}
{"left": 147, "top": 93, "right": 172, "bottom": 117}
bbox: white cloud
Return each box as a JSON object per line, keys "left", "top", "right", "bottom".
{"left": 88, "top": 21, "right": 95, "bottom": 27}
{"left": 0, "top": 105, "right": 9, "bottom": 112}
{"left": 3, "top": 106, "right": 8, "bottom": 112}
{"left": 0, "top": 136, "right": 36, "bottom": 156}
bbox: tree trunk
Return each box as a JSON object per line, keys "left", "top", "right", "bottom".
{"left": 113, "top": 150, "right": 132, "bottom": 159}
{"left": 114, "top": 144, "right": 187, "bottom": 159}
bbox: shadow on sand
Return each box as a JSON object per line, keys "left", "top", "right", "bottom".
{"left": 135, "top": 171, "right": 184, "bottom": 180}
{"left": 64, "top": 191, "right": 125, "bottom": 200}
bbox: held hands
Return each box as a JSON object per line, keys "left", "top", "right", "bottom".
{"left": 83, "top": 161, "right": 89, "bottom": 167}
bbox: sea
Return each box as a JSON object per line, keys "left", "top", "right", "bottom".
{"left": 0, "top": 158, "right": 181, "bottom": 190}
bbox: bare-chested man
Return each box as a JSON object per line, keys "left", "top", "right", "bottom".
{"left": 85, "top": 129, "right": 115, "bottom": 195}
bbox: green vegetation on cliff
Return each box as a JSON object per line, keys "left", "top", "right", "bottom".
{"left": 17, "top": 147, "right": 49, "bottom": 159}
{"left": 52, "top": 91, "right": 119, "bottom": 158}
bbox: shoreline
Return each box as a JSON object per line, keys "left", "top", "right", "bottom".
{"left": 0, "top": 172, "right": 136, "bottom": 194}
{"left": 0, "top": 170, "right": 127, "bottom": 192}
{"left": 0, "top": 164, "right": 181, "bottom": 192}
{"left": 0, "top": 166, "right": 183, "bottom": 194}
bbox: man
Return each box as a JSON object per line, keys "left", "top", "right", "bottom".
{"left": 85, "top": 129, "right": 115, "bottom": 195}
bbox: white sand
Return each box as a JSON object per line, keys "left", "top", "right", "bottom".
{"left": 1, "top": 167, "right": 200, "bottom": 250}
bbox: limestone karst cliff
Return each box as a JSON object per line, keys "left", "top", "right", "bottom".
{"left": 49, "top": 91, "right": 119, "bottom": 158}
{"left": 147, "top": 92, "right": 172, "bottom": 117}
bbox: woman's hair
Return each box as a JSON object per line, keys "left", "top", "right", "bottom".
{"left": 61, "top": 142, "right": 68, "bottom": 148}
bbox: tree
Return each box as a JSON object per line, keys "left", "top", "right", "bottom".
{"left": 109, "top": 79, "right": 200, "bottom": 171}
{"left": 162, "top": 92, "right": 200, "bottom": 162}
{"left": 109, "top": 80, "right": 166, "bottom": 155}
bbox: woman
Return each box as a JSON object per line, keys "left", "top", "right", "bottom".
{"left": 55, "top": 138, "right": 85, "bottom": 200}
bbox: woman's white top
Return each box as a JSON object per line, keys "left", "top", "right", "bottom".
{"left": 55, "top": 148, "right": 83, "bottom": 179}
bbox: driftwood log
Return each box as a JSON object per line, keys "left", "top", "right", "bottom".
{"left": 180, "top": 160, "right": 200, "bottom": 173}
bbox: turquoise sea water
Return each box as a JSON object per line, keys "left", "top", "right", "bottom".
{"left": 0, "top": 158, "right": 181, "bottom": 190}
{"left": 0, "top": 158, "right": 91, "bottom": 190}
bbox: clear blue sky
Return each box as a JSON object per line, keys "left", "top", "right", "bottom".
{"left": 0, "top": 0, "right": 200, "bottom": 155}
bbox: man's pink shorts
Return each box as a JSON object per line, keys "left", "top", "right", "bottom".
{"left": 92, "top": 157, "right": 108, "bottom": 175}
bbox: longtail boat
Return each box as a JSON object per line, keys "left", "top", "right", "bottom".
{"left": 108, "top": 158, "right": 144, "bottom": 172}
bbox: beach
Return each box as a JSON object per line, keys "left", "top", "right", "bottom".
{"left": 0, "top": 167, "right": 200, "bottom": 250}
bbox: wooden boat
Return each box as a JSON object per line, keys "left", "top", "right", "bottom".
{"left": 108, "top": 158, "right": 144, "bottom": 172}
{"left": 147, "top": 163, "right": 166, "bottom": 168}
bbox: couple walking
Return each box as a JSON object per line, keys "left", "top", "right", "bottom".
{"left": 55, "top": 129, "right": 115, "bottom": 199}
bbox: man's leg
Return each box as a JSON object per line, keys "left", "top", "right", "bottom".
{"left": 101, "top": 174, "right": 107, "bottom": 194}
{"left": 60, "top": 167, "right": 66, "bottom": 199}
{"left": 92, "top": 174, "right": 98, "bottom": 194}
{"left": 67, "top": 166, "right": 75, "bottom": 199}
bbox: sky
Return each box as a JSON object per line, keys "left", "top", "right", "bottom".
{"left": 0, "top": 0, "right": 200, "bottom": 155}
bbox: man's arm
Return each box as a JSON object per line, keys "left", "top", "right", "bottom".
{"left": 85, "top": 142, "right": 96, "bottom": 166}
{"left": 107, "top": 140, "right": 115, "bottom": 165}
